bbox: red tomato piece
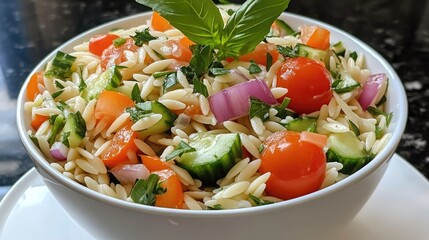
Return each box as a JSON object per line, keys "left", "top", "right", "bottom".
{"left": 239, "top": 43, "right": 279, "bottom": 66}
{"left": 163, "top": 40, "right": 193, "bottom": 62}
{"left": 152, "top": 169, "right": 184, "bottom": 209}
{"left": 94, "top": 91, "right": 134, "bottom": 126}
{"left": 101, "top": 38, "right": 139, "bottom": 70}
{"left": 89, "top": 34, "right": 120, "bottom": 57}
{"left": 26, "top": 72, "right": 44, "bottom": 101}
{"left": 151, "top": 12, "right": 173, "bottom": 32}
{"left": 259, "top": 131, "right": 326, "bottom": 200}
{"left": 276, "top": 57, "right": 332, "bottom": 114}
{"left": 300, "top": 26, "right": 330, "bottom": 50}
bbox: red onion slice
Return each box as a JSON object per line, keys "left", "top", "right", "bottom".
{"left": 358, "top": 73, "right": 388, "bottom": 110}
{"left": 110, "top": 164, "right": 150, "bottom": 185}
{"left": 208, "top": 79, "right": 277, "bottom": 123}
{"left": 49, "top": 142, "right": 69, "bottom": 161}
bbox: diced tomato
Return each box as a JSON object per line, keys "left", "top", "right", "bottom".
{"left": 89, "top": 34, "right": 120, "bottom": 57}
{"left": 239, "top": 43, "right": 279, "bottom": 66}
{"left": 151, "top": 12, "right": 173, "bottom": 32}
{"left": 140, "top": 155, "right": 171, "bottom": 171}
{"left": 101, "top": 38, "right": 139, "bottom": 70}
{"left": 152, "top": 169, "right": 184, "bottom": 209}
{"left": 94, "top": 91, "right": 134, "bottom": 126}
{"left": 100, "top": 122, "right": 139, "bottom": 169}
{"left": 26, "top": 72, "right": 44, "bottom": 101}
{"left": 31, "top": 114, "right": 49, "bottom": 130}
{"left": 172, "top": 104, "right": 202, "bottom": 117}
{"left": 300, "top": 26, "right": 330, "bottom": 50}
{"left": 164, "top": 40, "right": 193, "bottom": 62}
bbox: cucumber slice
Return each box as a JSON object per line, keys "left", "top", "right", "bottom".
{"left": 269, "top": 19, "right": 296, "bottom": 37}
{"left": 326, "top": 131, "right": 370, "bottom": 174}
{"left": 128, "top": 101, "right": 176, "bottom": 138}
{"left": 81, "top": 66, "right": 122, "bottom": 101}
{"left": 332, "top": 41, "right": 346, "bottom": 56}
{"left": 61, "top": 112, "right": 86, "bottom": 148}
{"left": 177, "top": 133, "right": 242, "bottom": 185}
{"left": 296, "top": 44, "right": 329, "bottom": 63}
{"left": 285, "top": 117, "right": 317, "bottom": 132}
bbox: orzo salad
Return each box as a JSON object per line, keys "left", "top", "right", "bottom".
{"left": 24, "top": 0, "right": 392, "bottom": 210}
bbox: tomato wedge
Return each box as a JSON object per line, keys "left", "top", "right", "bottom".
{"left": 300, "top": 26, "right": 330, "bottom": 50}
{"left": 140, "top": 155, "right": 171, "bottom": 171}
{"left": 101, "top": 38, "right": 139, "bottom": 70}
{"left": 259, "top": 131, "right": 326, "bottom": 200}
{"left": 31, "top": 114, "right": 49, "bottom": 130}
{"left": 26, "top": 72, "right": 43, "bottom": 101}
{"left": 239, "top": 43, "right": 279, "bottom": 66}
{"left": 100, "top": 122, "right": 138, "bottom": 169}
{"left": 94, "top": 91, "right": 134, "bottom": 126}
{"left": 153, "top": 169, "right": 184, "bottom": 209}
{"left": 89, "top": 34, "right": 120, "bottom": 57}
{"left": 151, "top": 12, "right": 173, "bottom": 32}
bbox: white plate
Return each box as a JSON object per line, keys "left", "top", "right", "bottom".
{"left": 0, "top": 154, "right": 428, "bottom": 240}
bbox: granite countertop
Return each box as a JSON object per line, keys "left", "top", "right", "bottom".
{"left": 0, "top": 0, "right": 427, "bottom": 191}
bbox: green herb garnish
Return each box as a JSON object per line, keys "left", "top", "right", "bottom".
{"left": 132, "top": 28, "right": 157, "bottom": 47}
{"left": 162, "top": 72, "right": 179, "bottom": 93}
{"left": 277, "top": 45, "right": 299, "bottom": 58}
{"left": 249, "top": 194, "right": 274, "bottom": 206}
{"left": 210, "top": 67, "right": 230, "bottom": 76}
{"left": 131, "top": 83, "right": 143, "bottom": 103}
{"left": 248, "top": 60, "right": 262, "bottom": 74}
{"left": 131, "top": 174, "right": 167, "bottom": 206}
{"left": 192, "top": 76, "right": 208, "bottom": 97}
{"left": 113, "top": 37, "right": 126, "bottom": 47}
{"left": 165, "top": 141, "right": 197, "bottom": 161}
{"left": 249, "top": 96, "right": 271, "bottom": 121}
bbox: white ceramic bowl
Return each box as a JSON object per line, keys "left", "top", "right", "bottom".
{"left": 16, "top": 12, "right": 407, "bottom": 240}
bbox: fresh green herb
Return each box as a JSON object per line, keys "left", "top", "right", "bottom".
{"left": 51, "top": 90, "right": 64, "bottom": 99}
{"left": 61, "top": 131, "right": 71, "bottom": 147}
{"left": 153, "top": 71, "right": 175, "bottom": 78}
{"left": 266, "top": 52, "right": 273, "bottom": 71}
{"left": 48, "top": 115, "right": 66, "bottom": 145}
{"left": 113, "top": 37, "right": 126, "bottom": 47}
{"left": 45, "top": 51, "right": 76, "bottom": 79}
{"left": 131, "top": 174, "right": 167, "bottom": 206}
{"left": 162, "top": 72, "right": 178, "bottom": 93}
{"left": 274, "top": 97, "right": 295, "bottom": 119}
{"left": 210, "top": 67, "right": 230, "bottom": 76}
{"left": 375, "top": 125, "right": 383, "bottom": 139}
{"left": 376, "top": 95, "right": 387, "bottom": 107}
{"left": 226, "top": 9, "right": 235, "bottom": 16}
{"left": 190, "top": 44, "right": 215, "bottom": 77}
{"left": 165, "top": 141, "right": 196, "bottom": 161}
{"left": 192, "top": 76, "right": 208, "bottom": 97}
{"left": 277, "top": 45, "right": 299, "bottom": 58}
{"left": 77, "top": 64, "right": 86, "bottom": 92}
{"left": 332, "top": 73, "right": 360, "bottom": 93}
{"left": 126, "top": 102, "right": 153, "bottom": 122}
{"left": 55, "top": 80, "right": 65, "bottom": 89}
{"left": 180, "top": 66, "right": 196, "bottom": 81}
{"left": 349, "top": 51, "right": 358, "bottom": 61}
{"left": 249, "top": 194, "right": 274, "bottom": 206}
{"left": 248, "top": 60, "right": 262, "bottom": 74}
{"left": 132, "top": 28, "right": 157, "bottom": 47}
{"left": 131, "top": 83, "right": 143, "bottom": 103}
{"left": 349, "top": 120, "right": 360, "bottom": 136}
{"left": 49, "top": 115, "right": 58, "bottom": 125}
{"left": 249, "top": 97, "right": 271, "bottom": 121}
{"left": 136, "top": 0, "right": 290, "bottom": 59}
{"left": 207, "top": 204, "right": 223, "bottom": 210}
{"left": 29, "top": 134, "right": 40, "bottom": 148}
{"left": 258, "top": 144, "right": 264, "bottom": 153}
{"left": 56, "top": 101, "right": 69, "bottom": 111}
{"left": 366, "top": 106, "right": 393, "bottom": 127}
{"left": 110, "top": 66, "right": 123, "bottom": 88}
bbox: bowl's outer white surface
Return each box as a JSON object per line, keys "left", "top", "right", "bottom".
{"left": 16, "top": 12, "right": 407, "bottom": 240}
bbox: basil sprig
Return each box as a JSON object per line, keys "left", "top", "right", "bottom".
{"left": 136, "top": 0, "right": 290, "bottom": 59}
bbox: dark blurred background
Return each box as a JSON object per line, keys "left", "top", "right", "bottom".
{"left": 0, "top": 0, "right": 428, "bottom": 197}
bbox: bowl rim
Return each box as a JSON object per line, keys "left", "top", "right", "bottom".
{"left": 16, "top": 11, "right": 408, "bottom": 217}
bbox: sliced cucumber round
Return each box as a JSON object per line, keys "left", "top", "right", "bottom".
{"left": 176, "top": 133, "right": 242, "bottom": 185}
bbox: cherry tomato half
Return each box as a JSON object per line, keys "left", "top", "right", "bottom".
{"left": 259, "top": 131, "right": 326, "bottom": 200}
{"left": 276, "top": 57, "right": 332, "bottom": 114}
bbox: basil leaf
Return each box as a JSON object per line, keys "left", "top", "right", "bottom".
{"left": 266, "top": 52, "right": 273, "bottom": 71}
{"left": 190, "top": 44, "right": 215, "bottom": 77}
{"left": 136, "top": 0, "right": 223, "bottom": 45}
{"left": 248, "top": 60, "right": 262, "bottom": 74}
{"left": 350, "top": 51, "right": 358, "bottom": 61}
{"left": 163, "top": 72, "right": 178, "bottom": 93}
{"left": 277, "top": 45, "right": 299, "bottom": 58}
{"left": 249, "top": 194, "right": 274, "bottom": 206}
{"left": 165, "top": 141, "right": 196, "bottom": 161}
{"left": 131, "top": 174, "right": 167, "bottom": 206}
{"left": 207, "top": 204, "right": 223, "bottom": 210}
{"left": 126, "top": 102, "right": 153, "bottom": 122}
{"left": 51, "top": 90, "right": 64, "bottom": 99}
{"left": 55, "top": 80, "right": 65, "bottom": 89}
{"left": 132, "top": 28, "right": 157, "bottom": 46}
{"left": 131, "top": 83, "right": 143, "bottom": 103}
{"left": 349, "top": 120, "right": 361, "bottom": 136}
{"left": 366, "top": 106, "right": 393, "bottom": 127}
{"left": 153, "top": 71, "right": 175, "bottom": 78}
{"left": 29, "top": 134, "right": 40, "bottom": 148}
{"left": 249, "top": 96, "right": 271, "bottom": 121}
{"left": 210, "top": 67, "right": 230, "bottom": 76}
{"left": 192, "top": 76, "right": 208, "bottom": 98}
{"left": 218, "top": 0, "right": 290, "bottom": 58}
